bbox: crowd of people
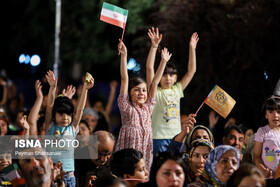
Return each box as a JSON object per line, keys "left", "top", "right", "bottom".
{"left": 0, "top": 27, "right": 280, "bottom": 187}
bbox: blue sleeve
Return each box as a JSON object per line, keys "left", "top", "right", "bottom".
{"left": 166, "top": 135, "right": 184, "bottom": 153}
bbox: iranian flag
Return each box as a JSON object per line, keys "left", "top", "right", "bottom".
{"left": 100, "top": 2, "right": 128, "bottom": 29}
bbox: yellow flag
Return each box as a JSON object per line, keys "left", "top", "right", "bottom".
{"left": 274, "top": 160, "right": 280, "bottom": 180}
{"left": 205, "top": 85, "right": 236, "bottom": 118}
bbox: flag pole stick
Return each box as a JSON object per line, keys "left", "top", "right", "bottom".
{"left": 118, "top": 27, "right": 126, "bottom": 55}
{"left": 195, "top": 101, "right": 205, "bottom": 115}
{"left": 271, "top": 159, "right": 280, "bottom": 171}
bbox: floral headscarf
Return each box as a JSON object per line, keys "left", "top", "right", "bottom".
{"left": 204, "top": 145, "right": 241, "bottom": 185}
{"left": 183, "top": 125, "right": 214, "bottom": 152}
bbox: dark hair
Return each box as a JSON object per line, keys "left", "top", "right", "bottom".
{"left": 52, "top": 96, "right": 74, "bottom": 123}
{"left": 224, "top": 124, "right": 244, "bottom": 138}
{"left": 261, "top": 95, "right": 280, "bottom": 125}
{"left": 79, "top": 119, "right": 90, "bottom": 131}
{"left": 37, "top": 115, "right": 45, "bottom": 134}
{"left": 128, "top": 77, "right": 146, "bottom": 95}
{"left": 0, "top": 143, "right": 12, "bottom": 155}
{"left": 163, "top": 63, "right": 177, "bottom": 76}
{"left": 111, "top": 148, "right": 143, "bottom": 177}
{"left": 95, "top": 175, "right": 128, "bottom": 187}
{"left": 148, "top": 152, "right": 187, "bottom": 187}
{"left": 226, "top": 163, "right": 266, "bottom": 187}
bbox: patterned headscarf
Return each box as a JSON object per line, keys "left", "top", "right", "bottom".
{"left": 189, "top": 139, "right": 215, "bottom": 159}
{"left": 184, "top": 125, "right": 214, "bottom": 152}
{"left": 204, "top": 145, "right": 241, "bottom": 185}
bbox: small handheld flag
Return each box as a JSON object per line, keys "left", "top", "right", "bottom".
{"left": 195, "top": 85, "right": 236, "bottom": 118}
{"left": 2, "top": 163, "right": 25, "bottom": 186}
{"left": 100, "top": 2, "right": 128, "bottom": 41}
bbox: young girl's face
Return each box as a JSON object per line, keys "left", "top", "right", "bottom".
{"left": 160, "top": 73, "right": 177, "bottom": 89}
{"left": 130, "top": 83, "right": 147, "bottom": 107}
{"left": 0, "top": 119, "right": 7, "bottom": 136}
{"left": 55, "top": 112, "right": 72, "bottom": 127}
{"left": 265, "top": 109, "right": 280, "bottom": 128}
{"left": 0, "top": 154, "right": 12, "bottom": 171}
{"left": 126, "top": 158, "right": 149, "bottom": 186}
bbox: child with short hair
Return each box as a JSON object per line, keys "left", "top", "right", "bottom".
{"left": 254, "top": 95, "right": 280, "bottom": 184}
{"left": 0, "top": 143, "right": 12, "bottom": 186}
{"left": 45, "top": 70, "right": 94, "bottom": 187}
{"left": 115, "top": 40, "right": 171, "bottom": 171}
{"left": 146, "top": 27, "right": 199, "bottom": 155}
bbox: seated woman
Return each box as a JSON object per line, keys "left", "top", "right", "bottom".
{"left": 226, "top": 163, "right": 266, "bottom": 187}
{"left": 184, "top": 139, "right": 214, "bottom": 184}
{"left": 137, "top": 151, "right": 187, "bottom": 187}
{"left": 189, "top": 145, "right": 241, "bottom": 187}
{"left": 110, "top": 148, "right": 149, "bottom": 187}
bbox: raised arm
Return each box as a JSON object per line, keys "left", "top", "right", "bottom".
{"left": 0, "top": 79, "right": 7, "bottom": 106}
{"left": 45, "top": 70, "right": 58, "bottom": 130}
{"left": 73, "top": 76, "right": 94, "bottom": 130}
{"left": 149, "top": 48, "right": 171, "bottom": 98}
{"left": 28, "top": 80, "right": 43, "bottom": 135}
{"left": 118, "top": 40, "right": 128, "bottom": 94}
{"left": 19, "top": 115, "right": 30, "bottom": 136}
{"left": 105, "top": 80, "right": 118, "bottom": 116}
{"left": 180, "top": 32, "right": 199, "bottom": 90}
{"left": 146, "top": 27, "right": 162, "bottom": 88}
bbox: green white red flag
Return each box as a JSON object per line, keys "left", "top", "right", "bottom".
{"left": 100, "top": 2, "right": 128, "bottom": 29}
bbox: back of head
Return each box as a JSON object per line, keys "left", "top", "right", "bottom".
{"left": 111, "top": 148, "right": 143, "bottom": 178}
{"left": 226, "top": 163, "right": 266, "bottom": 187}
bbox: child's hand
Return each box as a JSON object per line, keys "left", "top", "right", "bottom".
{"left": 148, "top": 27, "right": 162, "bottom": 46}
{"left": 35, "top": 80, "right": 43, "bottom": 98}
{"left": 45, "top": 70, "right": 57, "bottom": 87}
{"left": 62, "top": 85, "right": 76, "bottom": 99}
{"left": 189, "top": 32, "right": 199, "bottom": 50}
{"left": 51, "top": 161, "right": 65, "bottom": 181}
{"left": 263, "top": 168, "right": 273, "bottom": 178}
{"left": 19, "top": 115, "right": 29, "bottom": 130}
{"left": 0, "top": 79, "right": 7, "bottom": 86}
{"left": 161, "top": 47, "right": 172, "bottom": 63}
{"left": 118, "top": 39, "right": 127, "bottom": 56}
{"left": 84, "top": 77, "right": 94, "bottom": 90}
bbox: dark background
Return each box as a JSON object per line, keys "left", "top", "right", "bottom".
{"left": 1, "top": 0, "right": 280, "bottom": 132}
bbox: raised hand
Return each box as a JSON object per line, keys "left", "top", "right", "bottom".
{"left": 181, "top": 114, "right": 196, "bottom": 135}
{"left": 19, "top": 115, "right": 29, "bottom": 131}
{"left": 148, "top": 27, "right": 162, "bottom": 46}
{"left": 110, "top": 80, "right": 118, "bottom": 90}
{"left": 45, "top": 70, "right": 57, "bottom": 87}
{"left": 62, "top": 85, "right": 76, "bottom": 99}
{"left": 84, "top": 77, "right": 94, "bottom": 90}
{"left": 161, "top": 47, "right": 172, "bottom": 63}
{"left": 189, "top": 32, "right": 199, "bottom": 50}
{"left": 35, "top": 80, "right": 43, "bottom": 98}
{"left": 118, "top": 39, "right": 127, "bottom": 56}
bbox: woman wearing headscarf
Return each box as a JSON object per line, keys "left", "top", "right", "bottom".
{"left": 167, "top": 113, "right": 214, "bottom": 154}
{"left": 189, "top": 145, "right": 241, "bottom": 187}
{"left": 183, "top": 139, "right": 214, "bottom": 184}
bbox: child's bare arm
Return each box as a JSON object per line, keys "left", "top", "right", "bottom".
{"left": 118, "top": 40, "right": 128, "bottom": 94}
{"left": 0, "top": 79, "right": 7, "bottom": 105}
{"left": 180, "top": 32, "right": 199, "bottom": 90}
{"left": 28, "top": 80, "right": 43, "bottom": 135}
{"left": 105, "top": 80, "right": 118, "bottom": 116}
{"left": 149, "top": 48, "right": 171, "bottom": 98}
{"left": 73, "top": 77, "right": 94, "bottom": 130}
{"left": 146, "top": 27, "right": 162, "bottom": 88}
{"left": 254, "top": 141, "right": 272, "bottom": 178}
{"left": 45, "top": 70, "right": 58, "bottom": 130}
